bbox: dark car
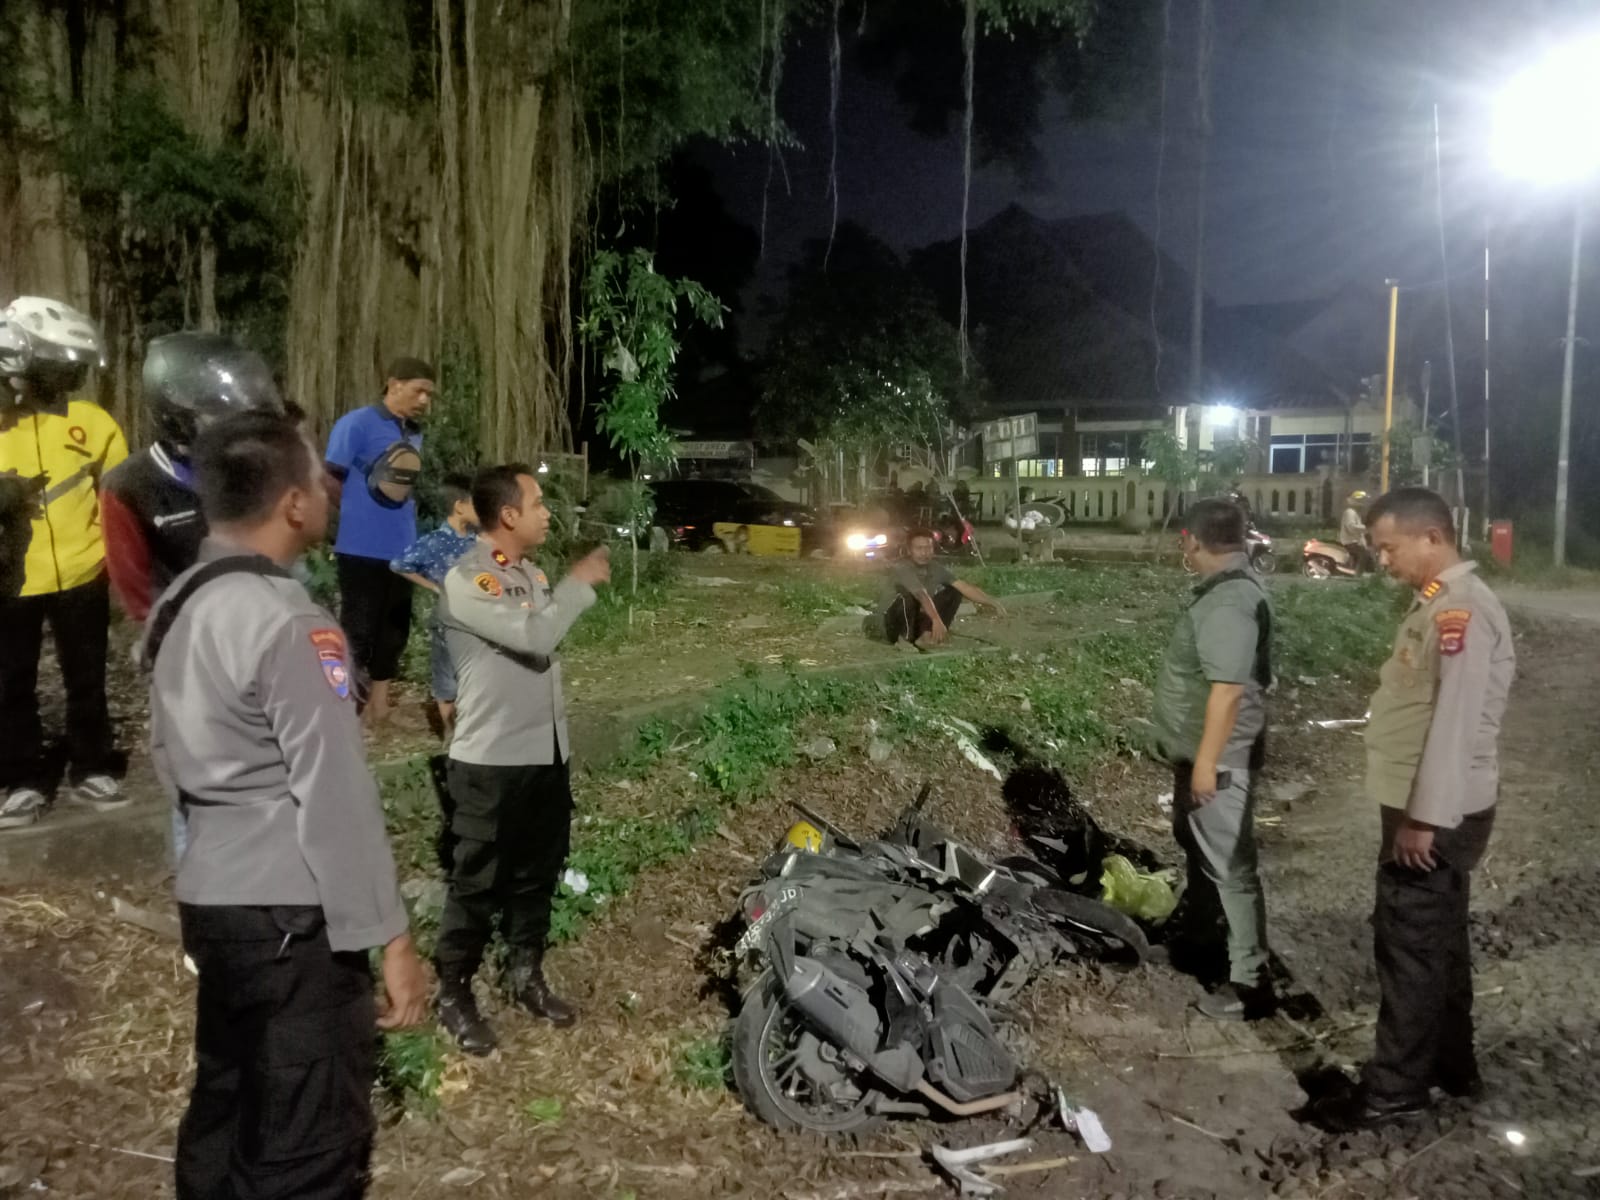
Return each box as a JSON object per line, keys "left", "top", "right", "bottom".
{"left": 645, "top": 478, "right": 813, "bottom": 552}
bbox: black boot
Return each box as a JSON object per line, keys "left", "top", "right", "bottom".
{"left": 506, "top": 954, "right": 577, "bottom": 1028}
{"left": 436, "top": 969, "right": 497, "bottom": 1056}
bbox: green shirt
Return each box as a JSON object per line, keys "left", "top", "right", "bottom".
{"left": 1151, "top": 553, "right": 1271, "bottom": 769}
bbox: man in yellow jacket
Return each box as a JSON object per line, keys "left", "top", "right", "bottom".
{"left": 0, "top": 297, "right": 128, "bottom": 828}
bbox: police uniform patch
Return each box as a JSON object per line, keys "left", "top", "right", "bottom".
{"left": 1421, "top": 580, "right": 1443, "bottom": 601}
{"left": 474, "top": 572, "right": 503, "bottom": 596}
{"left": 492, "top": 548, "right": 511, "bottom": 567}
{"left": 308, "top": 628, "right": 352, "bottom": 700}
{"left": 1435, "top": 608, "right": 1471, "bottom": 656}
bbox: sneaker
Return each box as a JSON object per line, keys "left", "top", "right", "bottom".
{"left": 862, "top": 613, "right": 890, "bottom": 644}
{"left": 0, "top": 787, "right": 49, "bottom": 829}
{"left": 70, "top": 774, "right": 129, "bottom": 811}
{"left": 1195, "top": 981, "right": 1276, "bottom": 1022}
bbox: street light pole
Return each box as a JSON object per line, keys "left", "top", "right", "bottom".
{"left": 1556, "top": 203, "right": 1582, "bottom": 568}
{"left": 1381, "top": 280, "right": 1399, "bottom": 493}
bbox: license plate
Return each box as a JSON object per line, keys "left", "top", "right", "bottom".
{"left": 735, "top": 886, "right": 801, "bottom": 957}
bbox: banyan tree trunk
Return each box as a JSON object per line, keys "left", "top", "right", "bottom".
{"left": 0, "top": 0, "right": 585, "bottom": 460}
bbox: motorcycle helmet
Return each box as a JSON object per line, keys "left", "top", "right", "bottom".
{"left": 784, "top": 820, "right": 826, "bottom": 854}
{"left": 1348, "top": 490, "right": 1369, "bottom": 504}
{"left": 142, "top": 332, "right": 283, "bottom": 455}
{"left": 2, "top": 296, "right": 104, "bottom": 396}
{"left": 0, "top": 319, "right": 30, "bottom": 399}
{"left": 367, "top": 439, "right": 423, "bottom": 509}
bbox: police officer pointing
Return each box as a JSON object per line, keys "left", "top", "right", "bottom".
{"left": 433, "top": 465, "right": 609, "bottom": 1054}
{"left": 1315, "top": 487, "right": 1515, "bottom": 1131}
{"left": 144, "top": 411, "right": 428, "bottom": 1197}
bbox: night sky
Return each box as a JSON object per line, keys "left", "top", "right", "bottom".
{"left": 699, "top": 1, "right": 1588, "bottom": 343}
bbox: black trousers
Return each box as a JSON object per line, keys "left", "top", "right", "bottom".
{"left": 0, "top": 574, "right": 115, "bottom": 790}
{"left": 335, "top": 554, "right": 413, "bottom": 684}
{"left": 177, "top": 905, "right": 377, "bottom": 1200}
{"left": 435, "top": 756, "right": 575, "bottom": 974}
{"left": 883, "top": 585, "right": 963, "bottom": 645}
{"left": 1363, "top": 806, "right": 1496, "bottom": 1103}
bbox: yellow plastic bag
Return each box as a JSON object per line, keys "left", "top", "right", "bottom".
{"left": 1098, "top": 854, "right": 1178, "bottom": 922}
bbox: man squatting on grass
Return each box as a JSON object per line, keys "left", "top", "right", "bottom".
{"left": 866, "top": 527, "right": 1005, "bottom": 647}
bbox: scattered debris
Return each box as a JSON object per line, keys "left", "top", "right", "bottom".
{"left": 801, "top": 736, "right": 838, "bottom": 761}
{"left": 930, "top": 717, "right": 1002, "bottom": 780}
{"left": 1309, "top": 717, "right": 1367, "bottom": 731}
{"left": 868, "top": 739, "right": 893, "bottom": 763}
{"left": 109, "top": 897, "right": 180, "bottom": 942}
{"left": 1156, "top": 790, "right": 1174, "bottom": 814}
{"left": 686, "top": 576, "right": 739, "bottom": 587}
{"left": 1056, "top": 1089, "right": 1113, "bottom": 1153}
{"left": 439, "top": 1166, "right": 486, "bottom": 1187}
{"left": 561, "top": 869, "right": 590, "bottom": 895}
{"left": 930, "top": 1138, "right": 1034, "bottom": 1196}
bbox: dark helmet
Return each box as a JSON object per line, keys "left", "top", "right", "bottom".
{"left": 143, "top": 332, "right": 283, "bottom": 453}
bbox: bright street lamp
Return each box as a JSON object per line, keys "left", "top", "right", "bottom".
{"left": 1491, "top": 34, "right": 1600, "bottom": 568}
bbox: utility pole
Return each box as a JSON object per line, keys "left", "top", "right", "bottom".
{"left": 1556, "top": 205, "right": 1582, "bottom": 569}
{"left": 1380, "top": 280, "right": 1399, "bottom": 493}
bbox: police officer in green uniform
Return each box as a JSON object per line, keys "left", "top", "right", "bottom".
{"left": 432, "top": 464, "right": 610, "bottom": 1054}
{"left": 1315, "top": 487, "right": 1515, "bottom": 1131}
{"left": 144, "top": 411, "right": 429, "bottom": 1197}
{"left": 1151, "top": 497, "right": 1275, "bottom": 1020}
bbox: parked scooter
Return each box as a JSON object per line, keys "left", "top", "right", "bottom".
{"left": 728, "top": 786, "right": 1145, "bottom": 1134}
{"left": 1301, "top": 537, "right": 1371, "bottom": 580}
{"left": 1183, "top": 525, "right": 1277, "bottom": 575}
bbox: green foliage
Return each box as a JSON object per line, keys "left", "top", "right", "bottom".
{"left": 580, "top": 248, "right": 725, "bottom": 465}
{"left": 758, "top": 226, "right": 977, "bottom": 479}
{"left": 522, "top": 1097, "right": 565, "bottom": 1126}
{"left": 299, "top": 545, "right": 340, "bottom": 612}
{"left": 1382, "top": 415, "right": 1464, "bottom": 491}
{"left": 672, "top": 1034, "right": 732, "bottom": 1091}
{"left": 55, "top": 87, "right": 301, "bottom": 367}
{"left": 775, "top": 579, "right": 865, "bottom": 619}
{"left": 417, "top": 338, "right": 485, "bottom": 524}
{"left": 1272, "top": 575, "right": 1408, "bottom": 681}
{"left": 579, "top": 247, "right": 724, "bottom": 592}
{"left": 378, "top": 1029, "right": 448, "bottom": 1118}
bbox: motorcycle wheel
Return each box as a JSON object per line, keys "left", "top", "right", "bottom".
{"left": 1031, "top": 888, "right": 1151, "bottom": 962}
{"left": 731, "top": 970, "right": 886, "bottom": 1135}
{"left": 1252, "top": 549, "right": 1278, "bottom": 575}
{"left": 1302, "top": 555, "right": 1333, "bottom": 580}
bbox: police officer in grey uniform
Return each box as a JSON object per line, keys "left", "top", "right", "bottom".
{"left": 144, "top": 411, "right": 429, "bottom": 1197}
{"left": 433, "top": 464, "right": 609, "bottom": 1054}
{"left": 1316, "top": 487, "right": 1515, "bottom": 1131}
{"left": 1151, "top": 497, "right": 1275, "bottom": 1020}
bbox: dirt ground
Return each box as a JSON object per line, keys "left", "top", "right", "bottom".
{"left": 4, "top": 598, "right": 1599, "bottom": 1198}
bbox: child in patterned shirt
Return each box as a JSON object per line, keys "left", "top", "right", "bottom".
{"left": 391, "top": 472, "right": 478, "bottom": 733}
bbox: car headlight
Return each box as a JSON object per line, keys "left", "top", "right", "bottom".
{"left": 845, "top": 533, "right": 868, "bottom": 551}
{"left": 870, "top": 534, "right": 888, "bottom": 547}
{"left": 782, "top": 518, "right": 796, "bottom": 527}
{"left": 614, "top": 526, "right": 632, "bottom": 537}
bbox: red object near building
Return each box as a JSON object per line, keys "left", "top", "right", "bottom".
{"left": 1490, "top": 520, "right": 1514, "bottom": 567}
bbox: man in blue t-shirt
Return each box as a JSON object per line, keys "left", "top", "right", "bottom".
{"left": 325, "top": 357, "right": 435, "bottom": 725}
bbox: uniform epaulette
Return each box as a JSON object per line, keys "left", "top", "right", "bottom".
{"left": 1421, "top": 580, "right": 1443, "bottom": 601}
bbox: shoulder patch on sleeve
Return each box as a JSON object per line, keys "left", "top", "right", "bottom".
{"left": 474, "top": 572, "right": 503, "bottom": 597}
{"left": 1434, "top": 608, "right": 1472, "bottom": 656}
{"left": 308, "top": 628, "right": 353, "bottom": 699}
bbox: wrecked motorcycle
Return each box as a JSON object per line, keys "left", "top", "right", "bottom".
{"left": 727, "top": 785, "right": 1146, "bottom": 1134}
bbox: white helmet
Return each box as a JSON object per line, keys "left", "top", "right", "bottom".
{"left": 3, "top": 296, "right": 105, "bottom": 369}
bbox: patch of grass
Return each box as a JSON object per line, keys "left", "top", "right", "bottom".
{"left": 672, "top": 1034, "right": 732, "bottom": 1091}
{"left": 377, "top": 560, "right": 1408, "bottom": 961}
{"left": 522, "top": 1097, "right": 564, "bottom": 1126}
{"left": 378, "top": 1029, "right": 448, "bottom": 1118}
{"left": 773, "top": 578, "right": 866, "bottom": 619}
{"left": 1271, "top": 576, "right": 1407, "bottom": 681}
